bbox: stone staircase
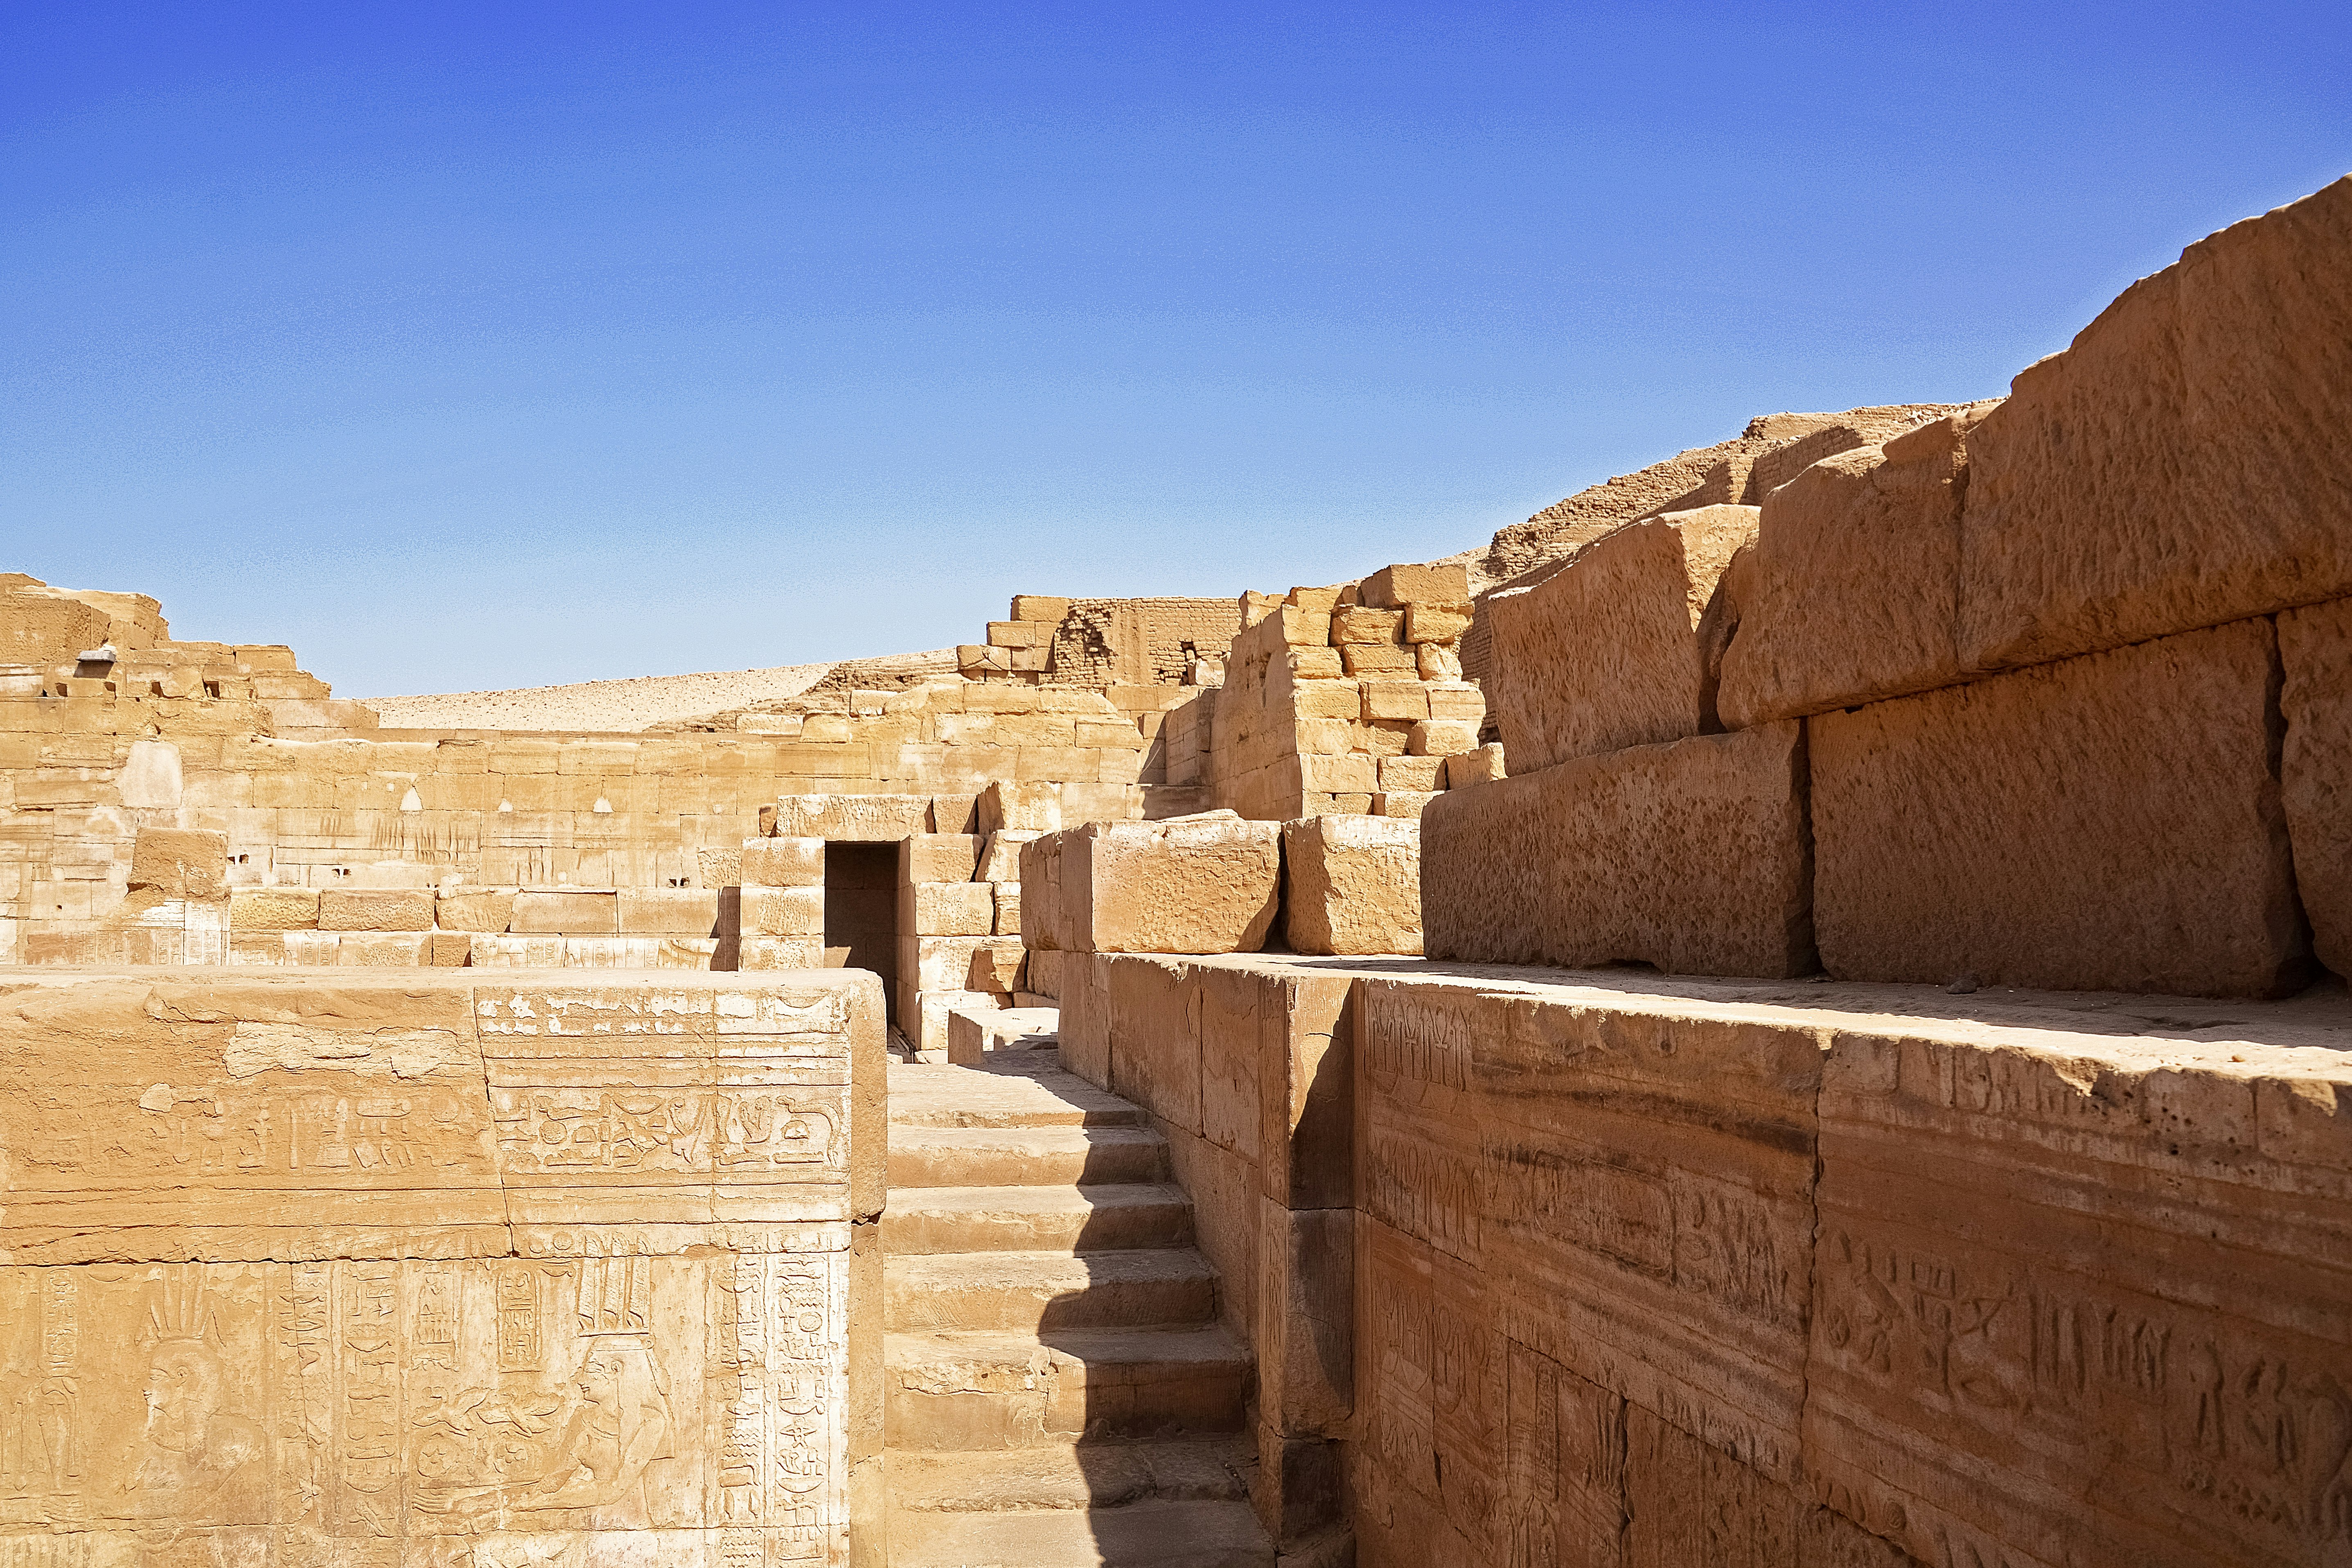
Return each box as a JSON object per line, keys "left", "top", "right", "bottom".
{"left": 885, "top": 1050, "right": 1274, "bottom": 1568}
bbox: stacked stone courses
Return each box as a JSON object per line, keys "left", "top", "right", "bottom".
{"left": 1432, "top": 173, "right": 2352, "bottom": 1000}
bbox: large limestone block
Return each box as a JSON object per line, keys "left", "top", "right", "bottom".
{"left": 1808, "top": 1020, "right": 2352, "bottom": 1568}
{"left": 1488, "top": 503, "right": 1759, "bottom": 773}
{"left": 616, "top": 888, "right": 721, "bottom": 935}
{"left": 1281, "top": 816, "right": 1423, "bottom": 956}
{"left": 508, "top": 889, "right": 618, "bottom": 935}
{"left": 1037, "top": 813, "right": 1281, "bottom": 954}
{"left": 2280, "top": 597, "right": 2352, "bottom": 976}
{"left": 1812, "top": 618, "right": 2307, "bottom": 997}
{"left": 1360, "top": 562, "right": 1470, "bottom": 611}
{"left": 899, "top": 880, "right": 994, "bottom": 937}
{"left": 900, "top": 833, "right": 982, "bottom": 884}
{"left": 742, "top": 884, "right": 825, "bottom": 937}
{"left": 317, "top": 888, "right": 435, "bottom": 932}
{"left": 230, "top": 886, "right": 318, "bottom": 932}
{"left": 1718, "top": 407, "right": 1996, "bottom": 725}
{"left": 129, "top": 828, "right": 228, "bottom": 900}
{"left": 434, "top": 889, "right": 515, "bottom": 933}
{"left": 740, "top": 835, "right": 823, "bottom": 887}
{"left": 1353, "top": 976, "right": 1830, "bottom": 1488}
{"left": 774, "top": 791, "right": 930, "bottom": 840}
{"left": 1959, "top": 175, "right": 2352, "bottom": 670}
{"left": 1421, "top": 722, "right": 1814, "bottom": 978}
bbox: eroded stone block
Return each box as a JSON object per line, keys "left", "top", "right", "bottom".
{"left": 1422, "top": 722, "right": 1813, "bottom": 978}
{"left": 1812, "top": 617, "right": 2307, "bottom": 997}
{"left": 1281, "top": 815, "right": 1422, "bottom": 956}
{"left": 1033, "top": 813, "right": 1280, "bottom": 954}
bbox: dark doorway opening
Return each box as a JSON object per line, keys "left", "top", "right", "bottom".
{"left": 823, "top": 842, "right": 900, "bottom": 1022}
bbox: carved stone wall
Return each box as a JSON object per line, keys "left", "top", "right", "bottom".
{"left": 1059, "top": 952, "right": 2352, "bottom": 1568}
{"left": 0, "top": 967, "right": 886, "bottom": 1565}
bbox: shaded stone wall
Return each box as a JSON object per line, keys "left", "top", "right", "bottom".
{"left": 1058, "top": 952, "right": 2352, "bottom": 1568}
{"left": 0, "top": 967, "right": 888, "bottom": 1565}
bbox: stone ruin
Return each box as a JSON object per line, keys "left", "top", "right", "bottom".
{"left": 0, "top": 175, "right": 2345, "bottom": 1567}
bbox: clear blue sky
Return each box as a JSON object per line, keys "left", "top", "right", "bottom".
{"left": 5, "top": 3, "right": 2346, "bottom": 697}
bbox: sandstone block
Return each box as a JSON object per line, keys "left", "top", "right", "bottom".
{"left": 976, "top": 829, "right": 1036, "bottom": 883}
{"left": 1292, "top": 681, "right": 1365, "bottom": 720}
{"left": 433, "top": 889, "right": 515, "bottom": 933}
{"left": 340, "top": 931, "right": 430, "bottom": 966}
{"left": 1360, "top": 562, "right": 1470, "bottom": 612}
{"left": 944, "top": 1005, "right": 1059, "bottom": 1065}
{"left": 1340, "top": 643, "right": 1417, "bottom": 678}
{"left": 231, "top": 886, "right": 318, "bottom": 931}
{"left": 1288, "top": 585, "right": 1343, "bottom": 612}
{"left": 1808, "top": 1021, "right": 2352, "bottom": 1568}
{"left": 986, "top": 619, "right": 1042, "bottom": 648}
{"left": 1282, "top": 815, "right": 1422, "bottom": 955}
{"left": 737, "top": 934, "right": 825, "bottom": 970}
{"left": 1958, "top": 176, "right": 2352, "bottom": 670}
{"left": 127, "top": 827, "right": 229, "bottom": 902}
{"left": 1377, "top": 755, "right": 1443, "bottom": 792}
{"left": 1416, "top": 642, "right": 1462, "bottom": 681}
{"left": 992, "top": 883, "right": 1021, "bottom": 936}
{"left": 1719, "top": 409, "right": 1992, "bottom": 725}
{"left": 1442, "top": 743, "right": 1504, "bottom": 788}
{"left": 1408, "top": 719, "right": 1479, "bottom": 756}
{"left": 1489, "top": 503, "right": 1757, "bottom": 773}
{"left": 1294, "top": 753, "right": 1376, "bottom": 794}
{"left": 1402, "top": 605, "right": 1470, "bottom": 644}
{"left": 1026, "top": 948, "right": 1064, "bottom": 999}
{"left": 2282, "top": 596, "right": 2352, "bottom": 975}
{"left": 470, "top": 933, "right": 565, "bottom": 966}
{"left": 1272, "top": 608, "right": 1332, "bottom": 647}
{"left": 1288, "top": 647, "right": 1344, "bottom": 680}
{"left": 741, "top": 835, "right": 824, "bottom": 887}
{"left": 1813, "top": 618, "right": 2307, "bottom": 997}
{"left": 979, "top": 779, "right": 1061, "bottom": 833}
{"left": 774, "top": 792, "right": 930, "bottom": 840}
{"left": 900, "top": 880, "right": 994, "bottom": 937}
{"left": 909, "top": 988, "right": 1005, "bottom": 1055}
{"left": 1424, "top": 684, "right": 1484, "bottom": 721}
{"left": 1422, "top": 722, "right": 1813, "bottom": 977}
{"left": 696, "top": 844, "right": 744, "bottom": 889}
{"left": 1012, "top": 593, "right": 1071, "bottom": 622}
{"left": 317, "top": 888, "right": 435, "bottom": 932}
{"left": 508, "top": 889, "right": 617, "bottom": 935}
{"left": 616, "top": 888, "right": 721, "bottom": 935}
{"left": 958, "top": 642, "right": 1010, "bottom": 673}
{"left": 1361, "top": 682, "right": 1429, "bottom": 722}
{"left": 742, "top": 885, "right": 825, "bottom": 937}
{"left": 901, "top": 833, "right": 982, "bottom": 884}
{"left": 1332, "top": 607, "right": 1403, "bottom": 645}
{"left": 426, "top": 931, "right": 472, "bottom": 966}
{"left": 1372, "top": 791, "right": 1437, "bottom": 819}
{"left": 1034, "top": 814, "right": 1281, "bottom": 954}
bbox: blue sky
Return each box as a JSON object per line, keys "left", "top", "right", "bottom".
{"left": 5, "top": 3, "right": 2347, "bottom": 697}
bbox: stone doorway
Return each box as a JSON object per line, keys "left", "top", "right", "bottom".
{"left": 823, "top": 840, "right": 900, "bottom": 1018}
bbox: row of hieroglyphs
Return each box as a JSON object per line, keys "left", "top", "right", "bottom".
{"left": 0, "top": 972, "right": 872, "bottom": 1566}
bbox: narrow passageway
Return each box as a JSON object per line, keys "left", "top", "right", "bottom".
{"left": 882, "top": 1042, "right": 1274, "bottom": 1567}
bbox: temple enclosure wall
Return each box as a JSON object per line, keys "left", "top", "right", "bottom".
{"left": 0, "top": 966, "right": 887, "bottom": 1565}
{"left": 1057, "top": 952, "right": 2352, "bottom": 1568}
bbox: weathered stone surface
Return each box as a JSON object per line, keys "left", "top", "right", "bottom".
{"left": 901, "top": 833, "right": 982, "bottom": 884}
{"left": 1032, "top": 813, "right": 1281, "bottom": 954}
{"left": 1959, "top": 176, "right": 2352, "bottom": 671}
{"left": 1422, "top": 722, "right": 1813, "bottom": 978}
{"left": 1718, "top": 406, "right": 1998, "bottom": 725}
{"left": 741, "top": 834, "right": 824, "bottom": 887}
{"left": 508, "top": 889, "right": 618, "bottom": 935}
{"left": 742, "top": 884, "right": 826, "bottom": 936}
{"left": 616, "top": 887, "right": 721, "bottom": 934}
{"left": 1488, "top": 503, "right": 1758, "bottom": 773}
{"left": 0, "top": 970, "right": 879, "bottom": 1563}
{"left": 317, "top": 888, "right": 436, "bottom": 932}
{"left": 2280, "top": 595, "right": 2352, "bottom": 976}
{"left": 1812, "top": 617, "right": 2307, "bottom": 997}
{"left": 1809, "top": 1018, "right": 2352, "bottom": 1568}
{"left": 1281, "top": 815, "right": 1422, "bottom": 956}
{"left": 230, "top": 885, "right": 319, "bottom": 932}
{"left": 128, "top": 827, "right": 228, "bottom": 900}
{"left": 433, "top": 888, "right": 515, "bottom": 933}
{"left": 899, "top": 880, "right": 994, "bottom": 938}
{"left": 775, "top": 791, "right": 931, "bottom": 841}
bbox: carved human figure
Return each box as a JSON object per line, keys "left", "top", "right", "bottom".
{"left": 122, "top": 1310, "right": 264, "bottom": 1519}
{"left": 436, "top": 1340, "right": 674, "bottom": 1529}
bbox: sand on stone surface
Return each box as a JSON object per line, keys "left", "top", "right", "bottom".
{"left": 366, "top": 662, "right": 837, "bottom": 732}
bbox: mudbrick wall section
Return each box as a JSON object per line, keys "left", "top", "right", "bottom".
{"left": 1053, "top": 952, "right": 2352, "bottom": 1568}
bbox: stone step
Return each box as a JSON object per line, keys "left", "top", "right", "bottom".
{"left": 885, "top": 1326, "right": 1251, "bottom": 1448}
{"left": 887, "top": 1436, "right": 1254, "bottom": 1512}
{"left": 885, "top": 1183, "right": 1195, "bottom": 1256}
{"left": 886, "top": 1249, "right": 1217, "bottom": 1333}
{"left": 887, "top": 1496, "right": 1274, "bottom": 1568}
{"left": 890, "top": 1060, "right": 1143, "bottom": 1129}
{"left": 889, "top": 1125, "right": 1167, "bottom": 1189}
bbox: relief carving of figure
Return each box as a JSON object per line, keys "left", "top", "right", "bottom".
{"left": 121, "top": 1269, "right": 264, "bottom": 1522}
{"left": 423, "top": 1338, "right": 675, "bottom": 1531}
